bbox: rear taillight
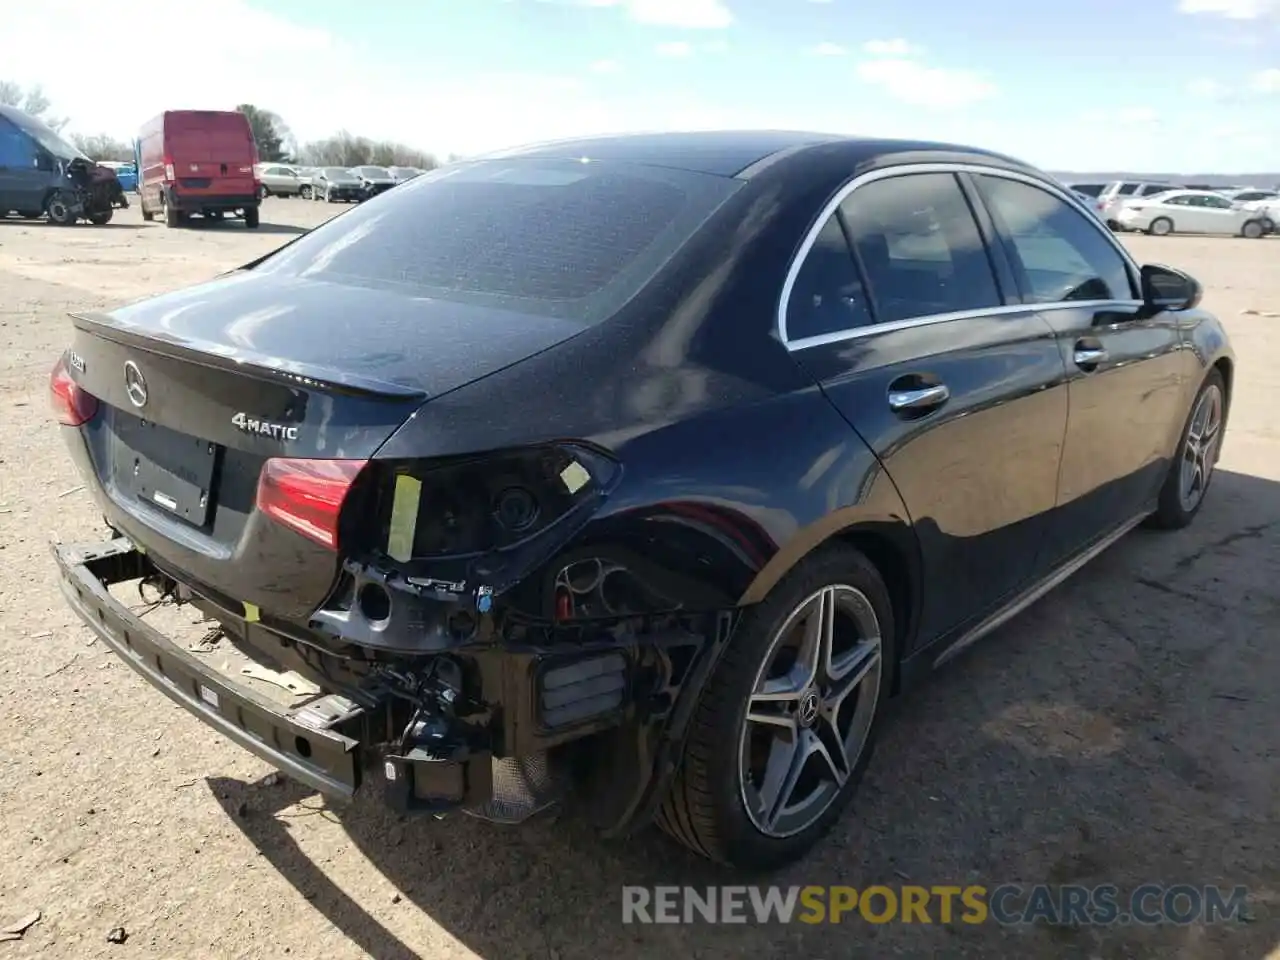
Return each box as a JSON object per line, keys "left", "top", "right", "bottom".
{"left": 49, "top": 355, "right": 99, "bottom": 427}
{"left": 163, "top": 154, "right": 175, "bottom": 180}
{"left": 256, "top": 458, "right": 367, "bottom": 550}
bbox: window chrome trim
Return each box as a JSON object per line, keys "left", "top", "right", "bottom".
{"left": 776, "top": 161, "right": 1146, "bottom": 351}
{"left": 784, "top": 299, "right": 1145, "bottom": 352}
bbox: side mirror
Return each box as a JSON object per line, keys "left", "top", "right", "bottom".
{"left": 1140, "top": 263, "right": 1201, "bottom": 312}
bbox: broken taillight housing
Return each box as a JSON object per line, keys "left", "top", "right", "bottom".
{"left": 49, "top": 355, "right": 99, "bottom": 426}
{"left": 376, "top": 444, "right": 619, "bottom": 561}
{"left": 256, "top": 458, "right": 367, "bottom": 550}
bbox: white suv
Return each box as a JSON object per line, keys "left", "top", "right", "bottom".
{"left": 1098, "top": 181, "right": 1179, "bottom": 230}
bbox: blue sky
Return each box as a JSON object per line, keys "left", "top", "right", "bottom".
{"left": 4, "top": 0, "right": 1279, "bottom": 171}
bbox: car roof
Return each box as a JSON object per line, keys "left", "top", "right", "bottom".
{"left": 474, "top": 130, "right": 1030, "bottom": 179}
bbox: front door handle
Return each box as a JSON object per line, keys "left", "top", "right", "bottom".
{"left": 888, "top": 383, "right": 950, "bottom": 412}
{"left": 1073, "top": 345, "right": 1109, "bottom": 368}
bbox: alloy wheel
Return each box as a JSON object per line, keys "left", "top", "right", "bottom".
{"left": 1179, "top": 383, "right": 1222, "bottom": 512}
{"left": 738, "top": 584, "right": 882, "bottom": 838}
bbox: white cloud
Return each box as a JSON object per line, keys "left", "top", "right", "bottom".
{"left": 862, "top": 38, "right": 920, "bottom": 57}
{"left": 1252, "top": 68, "right": 1280, "bottom": 91}
{"left": 809, "top": 42, "right": 847, "bottom": 56}
{"left": 1186, "top": 78, "right": 1231, "bottom": 98}
{"left": 567, "top": 0, "right": 732, "bottom": 28}
{"left": 1080, "top": 106, "right": 1159, "bottom": 124}
{"left": 589, "top": 59, "right": 622, "bottom": 73}
{"left": 656, "top": 41, "right": 694, "bottom": 57}
{"left": 855, "top": 58, "right": 997, "bottom": 108}
{"left": 1177, "top": 0, "right": 1279, "bottom": 17}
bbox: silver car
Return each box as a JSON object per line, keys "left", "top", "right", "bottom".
{"left": 255, "top": 163, "right": 304, "bottom": 199}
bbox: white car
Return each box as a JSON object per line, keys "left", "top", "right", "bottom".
{"left": 1115, "top": 190, "right": 1270, "bottom": 238}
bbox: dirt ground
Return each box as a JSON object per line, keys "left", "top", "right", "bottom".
{"left": 0, "top": 198, "right": 1277, "bottom": 960}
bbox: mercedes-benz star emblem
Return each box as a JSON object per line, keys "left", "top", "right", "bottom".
{"left": 123, "top": 361, "right": 148, "bottom": 409}
{"left": 797, "top": 690, "right": 821, "bottom": 728}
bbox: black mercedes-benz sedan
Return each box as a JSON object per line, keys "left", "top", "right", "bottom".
{"left": 50, "top": 130, "right": 1233, "bottom": 871}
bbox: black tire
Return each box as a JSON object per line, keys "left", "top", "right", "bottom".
{"left": 87, "top": 209, "right": 112, "bottom": 225}
{"left": 258, "top": 184, "right": 270, "bottom": 200}
{"left": 46, "top": 192, "right": 77, "bottom": 225}
{"left": 299, "top": 185, "right": 312, "bottom": 200}
{"left": 244, "top": 206, "right": 260, "bottom": 229}
{"left": 140, "top": 200, "right": 154, "bottom": 222}
{"left": 1241, "top": 220, "right": 1265, "bottom": 239}
{"left": 1147, "top": 217, "right": 1174, "bottom": 236}
{"left": 1147, "top": 369, "right": 1226, "bottom": 530}
{"left": 656, "top": 544, "right": 896, "bottom": 871}
{"left": 164, "top": 196, "right": 181, "bottom": 228}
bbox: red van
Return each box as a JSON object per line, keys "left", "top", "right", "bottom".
{"left": 137, "top": 110, "right": 261, "bottom": 228}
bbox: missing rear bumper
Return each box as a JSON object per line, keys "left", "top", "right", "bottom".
{"left": 53, "top": 537, "right": 364, "bottom": 800}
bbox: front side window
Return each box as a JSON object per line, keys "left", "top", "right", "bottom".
{"left": 976, "top": 175, "right": 1135, "bottom": 303}
{"left": 0, "top": 118, "right": 36, "bottom": 169}
{"left": 785, "top": 213, "right": 873, "bottom": 340}
{"left": 1140, "top": 184, "right": 1171, "bottom": 196}
{"left": 839, "top": 172, "right": 1002, "bottom": 324}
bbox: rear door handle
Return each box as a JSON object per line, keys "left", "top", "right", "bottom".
{"left": 888, "top": 384, "right": 950, "bottom": 412}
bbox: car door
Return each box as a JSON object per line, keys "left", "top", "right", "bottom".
{"left": 1196, "top": 193, "right": 1244, "bottom": 234}
{"left": 970, "top": 172, "right": 1190, "bottom": 566}
{"left": 0, "top": 117, "right": 44, "bottom": 212}
{"left": 782, "top": 169, "right": 1069, "bottom": 643}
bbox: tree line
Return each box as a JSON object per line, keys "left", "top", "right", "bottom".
{"left": 0, "top": 82, "right": 449, "bottom": 170}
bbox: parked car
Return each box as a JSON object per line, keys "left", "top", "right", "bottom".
{"left": 255, "top": 163, "right": 304, "bottom": 198}
{"left": 49, "top": 131, "right": 1233, "bottom": 871}
{"left": 1098, "top": 180, "right": 1177, "bottom": 230}
{"left": 310, "top": 166, "right": 364, "bottom": 202}
{"left": 293, "top": 167, "right": 317, "bottom": 199}
{"left": 350, "top": 165, "right": 398, "bottom": 199}
{"left": 388, "top": 165, "right": 425, "bottom": 183}
{"left": 98, "top": 161, "right": 138, "bottom": 193}
{"left": 1065, "top": 181, "right": 1108, "bottom": 198}
{"left": 0, "top": 105, "right": 127, "bottom": 225}
{"left": 137, "top": 110, "right": 260, "bottom": 228}
{"left": 1114, "top": 189, "right": 1270, "bottom": 237}
{"left": 1072, "top": 189, "right": 1108, "bottom": 221}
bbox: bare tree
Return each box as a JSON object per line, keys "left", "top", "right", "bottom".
{"left": 0, "top": 81, "right": 69, "bottom": 131}
{"left": 300, "top": 130, "right": 438, "bottom": 170}
{"left": 70, "top": 133, "right": 134, "bottom": 162}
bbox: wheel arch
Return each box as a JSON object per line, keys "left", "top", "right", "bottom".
{"left": 736, "top": 513, "right": 921, "bottom": 693}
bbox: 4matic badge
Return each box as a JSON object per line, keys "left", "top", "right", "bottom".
{"left": 231, "top": 412, "right": 299, "bottom": 441}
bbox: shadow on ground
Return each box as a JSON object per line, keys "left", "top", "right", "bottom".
{"left": 211, "top": 469, "right": 1280, "bottom": 960}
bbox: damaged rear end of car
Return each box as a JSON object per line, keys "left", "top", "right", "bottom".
{"left": 51, "top": 153, "right": 749, "bottom": 835}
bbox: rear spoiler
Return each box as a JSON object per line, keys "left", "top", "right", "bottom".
{"left": 69, "top": 311, "right": 428, "bottom": 401}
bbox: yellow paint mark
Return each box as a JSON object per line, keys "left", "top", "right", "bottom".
{"left": 560, "top": 460, "right": 590, "bottom": 494}
{"left": 243, "top": 602, "right": 260, "bottom": 623}
{"left": 387, "top": 474, "right": 423, "bottom": 563}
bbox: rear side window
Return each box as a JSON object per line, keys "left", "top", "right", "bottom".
{"left": 258, "top": 159, "right": 740, "bottom": 322}
{"left": 976, "top": 175, "right": 1135, "bottom": 303}
{"left": 1071, "top": 183, "right": 1105, "bottom": 197}
{"left": 1115, "top": 183, "right": 1139, "bottom": 196}
{"left": 839, "top": 172, "right": 1002, "bottom": 324}
{"left": 1140, "top": 184, "right": 1171, "bottom": 196}
{"left": 785, "top": 214, "right": 874, "bottom": 340}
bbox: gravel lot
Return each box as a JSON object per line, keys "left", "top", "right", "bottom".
{"left": 0, "top": 199, "right": 1277, "bottom": 960}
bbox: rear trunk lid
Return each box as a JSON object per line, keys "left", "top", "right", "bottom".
{"left": 63, "top": 270, "right": 587, "bottom": 619}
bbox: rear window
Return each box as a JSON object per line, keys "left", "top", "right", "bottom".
{"left": 255, "top": 159, "right": 741, "bottom": 323}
